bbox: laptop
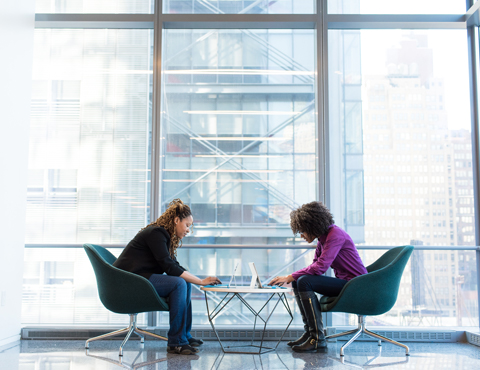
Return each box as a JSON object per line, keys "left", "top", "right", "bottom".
{"left": 249, "top": 262, "right": 286, "bottom": 289}
{"left": 205, "top": 262, "right": 286, "bottom": 289}
{"left": 207, "top": 263, "right": 239, "bottom": 288}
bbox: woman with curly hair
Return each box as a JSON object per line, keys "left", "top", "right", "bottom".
{"left": 269, "top": 201, "right": 367, "bottom": 353}
{"left": 114, "top": 199, "right": 221, "bottom": 355}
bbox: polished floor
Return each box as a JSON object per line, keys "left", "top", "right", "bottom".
{"left": 1, "top": 339, "right": 480, "bottom": 370}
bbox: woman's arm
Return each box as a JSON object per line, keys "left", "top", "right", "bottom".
{"left": 180, "top": 271, "right": 221, "bottom": 286}
{"left": 291, "top": 232, "right": 345, "bottom": 280}
{"left": 268, "top": 274, "right": 294, "bottom": 286}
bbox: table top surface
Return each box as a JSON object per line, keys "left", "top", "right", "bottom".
{"left": 200, "top": 285, "right": 292, "bottom": 293}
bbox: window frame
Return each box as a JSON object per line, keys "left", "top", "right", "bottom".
{"left": 31, "top": 0, "right": 480, "bottom": 329}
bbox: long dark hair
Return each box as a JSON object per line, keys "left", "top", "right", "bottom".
{"left": 142, "top": 199, "right": 192, "bottom": 258}
{"left": 290, "top": 201, "right": 334, "bottom": 237}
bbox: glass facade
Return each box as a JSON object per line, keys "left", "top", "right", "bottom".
{"left": 27, "top": 29, "right": 153, "bottom": 244}
{"left": 161, "top": 29, "right": 316, "bottom": 244}
{"left": 22, "top": 248, "right": 147, "bottom": 326}
{"left": 35, "top": 0, "right": 154, "bottom": 13}
{"left": 23, "top": 1, "right": 480, "bottom": 330}
{"left": 329, "top": 29, "right": 478, "bottom": 327}
{"left": 328, "top": 0, "right": 467, "bottom": 14}
{"left": 163, "top": 0, "right": 314, "bottom": 14}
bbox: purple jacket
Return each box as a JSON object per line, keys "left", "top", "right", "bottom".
{"left": 292, "top": 225, "right": 368, "bottom": 281}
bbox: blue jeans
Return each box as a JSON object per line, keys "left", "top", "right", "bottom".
{"left": 293, "top": 274, "right": 348, "bottom": 296}
{"left": 148, "top": 274, "right": 192, "bottom": 346}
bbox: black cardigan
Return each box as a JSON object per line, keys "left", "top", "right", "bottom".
{"left": 113, "top": 226, "right": 186, "bottom": 279}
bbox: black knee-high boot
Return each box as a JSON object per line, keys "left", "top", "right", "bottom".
{"left": 292, "top": 291, "right": 327, "bottom": 352}
{"left": 287, "top": 288, "right": 310, "bottom": 347}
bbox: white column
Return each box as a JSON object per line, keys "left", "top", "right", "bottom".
{"left": 0, "top": 1, "right": 35, "bottom": 348}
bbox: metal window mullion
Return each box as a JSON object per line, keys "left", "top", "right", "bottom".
{"left": 34, "top": 13, "right": 471, "bottom": 30}
{"left": 317, "top": 0, "right": 332, "bottom": 329}
{"left": 25, "top": 243, "right": 480, "bottom": 250}
{"left": 467, "top": 22, "right": 480, "bottom": 330}
{"left": 316, "top": 0, "right": 328, "bottom": 206}
{"left": 160, "top": 14, "right": 467, "bottom": 29}
{"left": 326, "top": 14, "right": 467, "bottom": 30}
{"left": 162, "top": 14, "right": 317, "bottom": 29}
{"left": 148, "top": 0, "right": 164, "bottom": 328}
{"left": 34, "top": 14, "right": 155, "bottom": 28}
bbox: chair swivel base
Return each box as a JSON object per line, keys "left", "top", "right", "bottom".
{"left": 325, "top": 315, "right": 409, "bottom": 357}
{"left": 85, "top": 313, "right": 167, "bottom": 356}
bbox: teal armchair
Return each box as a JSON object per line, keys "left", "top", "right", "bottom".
{"left": 84, "top": 243, "right": 169, "bottom": 356}
{"left": 322, "top": 245, "right": 414, "bottom": 356}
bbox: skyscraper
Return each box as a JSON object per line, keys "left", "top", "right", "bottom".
{"left": 362, "top": 33, "right": 476, "bottom": 324}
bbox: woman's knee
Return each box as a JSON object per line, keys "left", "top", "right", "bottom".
{"left": 296, "top": 275, "right": 313, "bottom": 291}
{"left": 172, "top": 276, "right": 187, "bottom": 291}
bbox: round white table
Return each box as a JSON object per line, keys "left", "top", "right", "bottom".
{"left": 200, "top": 286, "right": 293, "bottom": 354}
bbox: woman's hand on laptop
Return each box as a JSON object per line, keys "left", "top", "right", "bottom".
{"left": 201, "top": 276, "right": 222, "bottom": 286}
{"left": 269, "top": 275, "right": 294, "bottom": 286}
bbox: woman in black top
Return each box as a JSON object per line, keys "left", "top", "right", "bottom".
{"left": 114, "top": 199, "right": 220, "bottom": 355}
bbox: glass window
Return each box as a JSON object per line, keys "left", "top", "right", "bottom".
{"left": 22, "top": 248, "right": 143, "bottom": 326}
{"left": 35, "top": 0, "right": 154, "bottom": 13}
{"left": 24, "top": 28, "right": 154, "bottom": 325}
{"left": 333, "top": 250, "right": 479, "bottom": 329}
{"left": 163, "top": 0, "right": 315, "bottom": 14}
{"left": 161, "top": 29, "right": 316, "bottom": 244}
{"left": 27, "top": 29, "right": 153, "bottom": 245}
{"left": 25, "top": 6, "right": 480, "bottom": 331}
{"left": 329, "top": 28, "right": 478, "bottom": 328}
{"left": 328, "top": 0, "right": 467, "bottom": 14}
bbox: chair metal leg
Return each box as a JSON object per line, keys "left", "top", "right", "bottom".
{"left": 133, "top": 330, "right": 145, "bottom": 343}
{"left": 135, "top": 327, "right": 167, "bottom": 341}
{"left": 85, "top": 327, "right": 129, "bottom": 349}
{"left": 326, "top": 315, "right": 410, "bottom": 357}
{"left": 340, "top": 329, "right": 362, "bottom": 356}
{"left": 85, "top": 313, "right": 167, "bottom": 357}
{"left": 119, "top": 325, "right": 136, "bottom": 357}
{"left": 325, "top": 328, "right": 360, "bottom": 341}
{"left": 363, "top": 328, "right": 410, "bottom": 356}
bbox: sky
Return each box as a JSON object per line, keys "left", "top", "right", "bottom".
{"left": 360, "top": 29, "right": 472, "bottom": 131}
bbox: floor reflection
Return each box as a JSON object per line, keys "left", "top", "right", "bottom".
{"left": 86, "top": 349, "right": 170, "bottom": 369}
{"left": 2, "top": 340, "right": 479, "bottom": 370}
{"left": 211, "top": 350, "right": 290, "bottom": 370}
{"left": 86, "top": 348, "right": 203, "bottom": 370}
{"left": 327, "top": 346, "right": 410, "bottom": 369}
{"left": 289, "top": 351, "right": 333, "bottom": 369}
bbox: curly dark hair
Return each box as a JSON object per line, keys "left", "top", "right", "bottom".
{"left": 290, "top": 201, "right": 334, "bottom": 238}
{"left": 142, "top": 199, "right": 192, "bottom": 258}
